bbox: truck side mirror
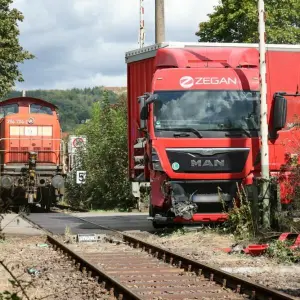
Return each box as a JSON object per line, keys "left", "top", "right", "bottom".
{"left": 138, "top": 95, "right": 148, "bottom": 129}
{"left": 145, "top": 93, "right": 158, "bottom": 105}
{"left": 273, "top": 93, "right": 287, "bottom": 131}
{"left": 138, "top": 93, "right": 158, "bottom": 130}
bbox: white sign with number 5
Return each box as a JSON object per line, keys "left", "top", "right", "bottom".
{"left": 76, "top": 171, "right": 86, "bottom": 184}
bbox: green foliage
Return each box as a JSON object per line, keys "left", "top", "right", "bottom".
{"left": 196, "top": 0, "right": 300, "bottom": 43}
{"left": 280, "top": 153, "right": 300, "bottom": 212}
{"left": 0, "top": 0, "right": 34, "bottom": 97}
{"left": 266, "top": 240, "right": 298, "bottom": 264}
{"left": 65, "top": 91, "right": 135, "bottom": 210}
{"left": 2, "top": 87, "right": 119, "bottom": 131}
{"left": 0, "top": 291, "right": 21, "bottom": 300}
{"left": 156, "top": 227, "right": 188, "bottom": 238}
{"left": 222, "top": 185, "right": 256, "bottom": 241}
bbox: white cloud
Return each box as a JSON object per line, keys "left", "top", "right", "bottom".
{"left": 12, "top": 0, "right": 218, "bottom": 90}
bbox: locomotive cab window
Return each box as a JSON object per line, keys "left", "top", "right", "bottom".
{"left": 0, "top": 104, "right": 19, "bottom": 118}
{"left": 30, "top": 104, "right": 53, "bottom": 115}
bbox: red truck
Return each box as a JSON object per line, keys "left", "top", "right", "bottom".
{"left": 125, "top": 42, "right": 300, "bottom": 228}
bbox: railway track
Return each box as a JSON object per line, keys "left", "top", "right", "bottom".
{"left": 20, "top": 212, "right": 297, "bottom": 300}
{"left": 52, "top": 204, "right": 89, "bottom": 212}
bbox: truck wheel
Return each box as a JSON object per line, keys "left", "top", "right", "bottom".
{"left": 152, "top": 221, "right": 165, "bottom": 229}
{"left": 149, "top": 204, "right": 154, "bottom": 217}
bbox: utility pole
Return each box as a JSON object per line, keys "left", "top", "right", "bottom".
{"left": 258, "top": 0, "right": 270, "bottom": 229}
{"left": 139, "top": 0, "right": 145, "bottom": 48}
{"left": 155, "top": 0, "right": 165, "bottom": 44}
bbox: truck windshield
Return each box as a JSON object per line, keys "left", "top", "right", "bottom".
{"left": 153, "top": 90, "right": 260, "bottom": 132}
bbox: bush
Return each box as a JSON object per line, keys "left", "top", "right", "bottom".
{"left": 221, "top": 184, "right": 256, "bottom": 241}
{"left": 65, "top": 91, "right": 135, "bottom": 210}
{"left": 266, "top": 240, "right": 298, "bottom": 264}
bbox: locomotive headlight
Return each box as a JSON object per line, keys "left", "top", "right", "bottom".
{"left": 151, "top": 148, "right": 163, "bottom": 171}
{"left": 52, "top": 175, "right": 64, "bottom": 189}
{"left": 1, "top": 175, "right": 13, "bottom": 189}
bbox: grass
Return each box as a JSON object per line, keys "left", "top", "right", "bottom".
{"left": 64, "top": 225, "right": 73, "bottom": 241}
{"left": 266, "top": 240, "right": 300, "bottom": 264}
{"left": 219, "top": 184, "right": 256, "bottom": 242}
{"left": 156, "top": 226, "right": 189, "bottom": 238}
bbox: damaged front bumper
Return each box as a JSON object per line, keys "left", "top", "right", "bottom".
{"left": 148, "top": 213, "right": 228, "bottom": 224}
{"left": 154, "top": 179, "right": 240, "bottom": 224}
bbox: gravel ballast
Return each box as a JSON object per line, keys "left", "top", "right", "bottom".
{"left": 127, "top": 229, "right": 300, "bottom": 298}
{"left": 0, "top": 235, "right": 115, "bottom": 300}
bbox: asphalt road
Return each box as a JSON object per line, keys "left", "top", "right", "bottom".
{"left": 72, "top": 212, "right": 153, "bottom": 232}
{"left": 22, "top": 212, "right": 154, "bottom": 235}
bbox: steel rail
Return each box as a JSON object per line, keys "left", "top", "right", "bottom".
{"left": 53, "top": 204, "right": 89, "bottom": 212}
{"left": 121, "top": 234, "right": 296, "bottom": 300}
{"left": 22, "top": 212, "right": 297, "bottom": 300}
{"left": 19, "top": 213, "right": 53, "bottom": 235}
{"left": 47, "top": 235, "right": 142, "bottom": 300}
{"left": 67, "top": 216, "right": 296, "bottom": 300}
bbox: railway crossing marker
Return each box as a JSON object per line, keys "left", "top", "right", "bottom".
{"left": 76, "top": 170, "right": 86, "bottom": 184}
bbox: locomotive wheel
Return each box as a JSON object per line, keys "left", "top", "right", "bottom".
{"left": 41, "top": 187, "right": 55, "bottom": 212}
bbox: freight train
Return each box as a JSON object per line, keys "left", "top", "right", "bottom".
{"left": 0, "top": 95, "right": 67, "bottom": 212}
{"left": 125, "top": 42, "right": 300, "bottom": 228}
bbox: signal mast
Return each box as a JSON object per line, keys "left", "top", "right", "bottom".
{"left": 258, "top": 0, "right": 270, "bottom": 228}
{"left": 139, "top": 0, "right": 145, "bottom": 48}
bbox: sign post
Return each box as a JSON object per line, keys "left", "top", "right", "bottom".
{"left": 68, "top": 135, "right": 87, "bottom": 171}
{"left": 76, "top": 171, "right": 86, "bottom": 185}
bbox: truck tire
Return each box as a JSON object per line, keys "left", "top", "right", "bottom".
{"left": 152, "top": 221, "right": 165, "bottom": 229}
{"left": 149, "top": 205, "right": 166, "bottom": 229}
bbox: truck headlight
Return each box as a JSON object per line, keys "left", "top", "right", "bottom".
{"left": 152, "top": 148, "right": 163, "bottom": 171}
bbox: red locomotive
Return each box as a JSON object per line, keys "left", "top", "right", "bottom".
{"left": 0, "top": 95, "right": 66, "bottom": 211}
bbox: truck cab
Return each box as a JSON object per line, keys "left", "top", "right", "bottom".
{"left": 126, "top": 42, "right": 300, "bottom": 227}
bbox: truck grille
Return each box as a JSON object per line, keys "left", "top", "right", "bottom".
{"left": 166, "top": 147, "right": 250, "bottom": 173}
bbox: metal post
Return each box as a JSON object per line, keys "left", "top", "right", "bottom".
{"left": 155, "top": 0, "right": 165, "bottom": 44}
{"left": 258, "top": 0, "right": 270, "bottom": 229}
{"left": 139, "top": 0, "right": 145, "bottom": 48}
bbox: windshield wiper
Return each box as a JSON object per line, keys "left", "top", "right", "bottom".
{"left": 225, "top": 128, "right": 251, "bottom": 138}
{"left": 173, "top": 133, "right": 190, "bottom": 138}
{"left": 156, "top": 127, "right": 203, "bottom": 138}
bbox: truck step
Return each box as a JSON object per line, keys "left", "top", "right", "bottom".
{"left": 134, "top": 138, "right": 146, "bottom": 149}
{"left": 134, "top": 156, "right": 144, "bottom": 162}
{"left": 134, "top": 165, "right": 145, "bottom": 170}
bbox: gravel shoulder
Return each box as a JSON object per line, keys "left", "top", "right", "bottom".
{"left": 127, "top": 229, "right": 300, "bottom": 298}
{"left": 0, "top": 235, "right": 115, "bottom": 300}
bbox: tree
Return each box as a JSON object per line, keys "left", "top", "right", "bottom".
{"left": 196, "top": 0, "right": 300, "bottom": 44}
{"left": 3, "top": 87, "right": 119, "bottom": 131}
{"left": 65, "top": 91, "right": 135, "bottom": 210}
{"left": 0, "top": 0, "right": 34, "bottom": 97}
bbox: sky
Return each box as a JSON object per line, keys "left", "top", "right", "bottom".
{"left": 12, "top": 0, "right": 218, "bottom": 90}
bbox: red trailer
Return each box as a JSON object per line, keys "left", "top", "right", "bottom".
{"left": 125, "top": 42, "right": 300, "bottom": 228}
